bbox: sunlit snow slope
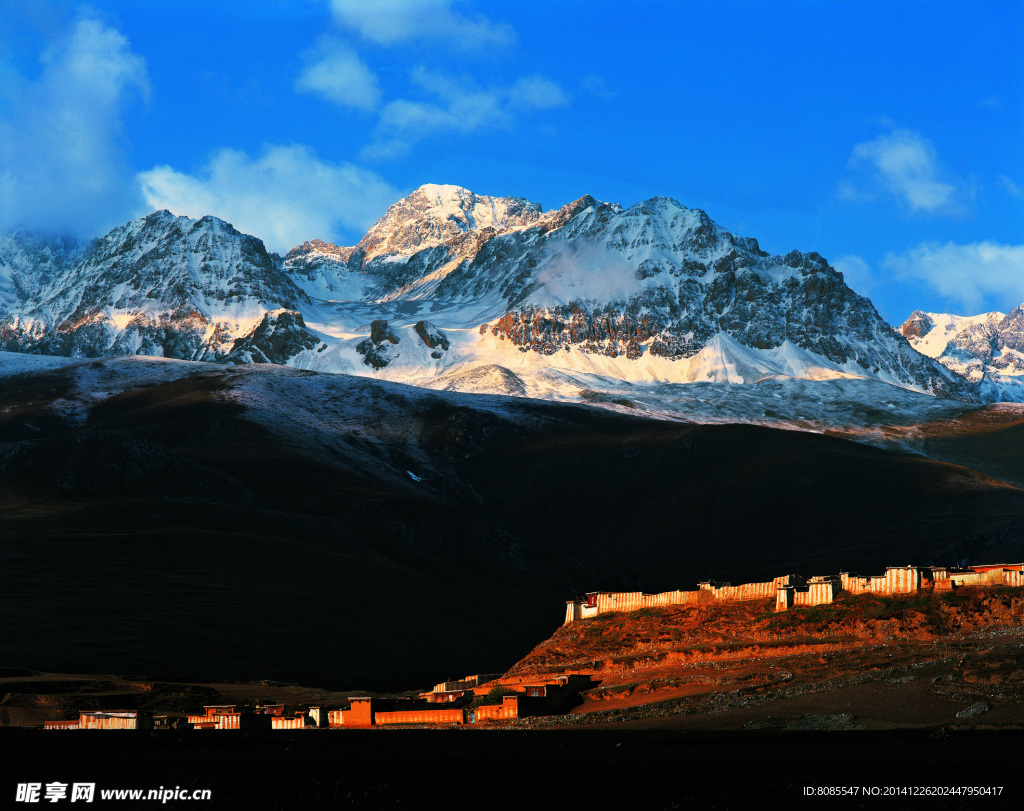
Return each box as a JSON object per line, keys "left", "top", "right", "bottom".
{"left": 900, "top": 308, "right": 1024, "bottom": 403}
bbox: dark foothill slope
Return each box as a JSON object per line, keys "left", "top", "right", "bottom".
{"left": 2, "top": 361, "right": 1023, "bottom": 689}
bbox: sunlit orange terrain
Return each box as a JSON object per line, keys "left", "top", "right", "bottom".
{"left": 502, "top": 586, "right": 1024, "bottom": 730}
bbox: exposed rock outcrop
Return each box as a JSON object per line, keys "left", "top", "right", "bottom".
{"left": 225, "top": 309, "right": 322, "bottom": 365}
{"left": 357, "top": 319, "right": 401, "bottom": 369}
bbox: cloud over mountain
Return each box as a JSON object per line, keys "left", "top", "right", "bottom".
{"left": 0, "top": 14, "right": 149, "bottom": 237}
{"left": 365, "top": 68, "right": 568, "bottom": 159}
{"left": 295, "top": 37, "right": 382, "bottom": 111}
{"left": 841, "top": 129, "right": 970, "bottom": 216}
{"left": 137, "top": 144, "right": 400, "bottom": 254}
{"left": 883, "top": 241, "right": 1024, "bottom": 314}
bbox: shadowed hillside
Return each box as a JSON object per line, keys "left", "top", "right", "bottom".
{"left": 3, "top": 358, "right": 1024, "bottom": 688}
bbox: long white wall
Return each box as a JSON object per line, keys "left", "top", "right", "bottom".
{"left": 565, "top": 564, "right": 1024, "bottom": 623}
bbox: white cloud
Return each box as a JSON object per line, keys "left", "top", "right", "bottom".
{"left": 328, "top": 0, "right": 514, "bottom": 49}
{"left": 832, "top": 254, "right": 878, "bottom": 296}
{"left": 882, "top": 241, "right": 1024, "bottom": 314}
{"left": 137, "top": 144, "right": 401, "bottom": 253}
{"left": 0, "top": 15, "right": 149, "bottom": 237}
{"left": 844, "top": 129, "right": 966, "bottom": 215}
{"left": 296, "top": 38, "right": 381, "bottom": 111}
{"left": 835, "top": 180, "right": 874, "bottom": 204}
{"left": 364, "top": 67, "right": 566, "bottom": 159}
{"left": 998, "top": 175, "right": 1024, "bottom": 199}
{"left": 508, "top": 76, "right": 568, "bottom": 110}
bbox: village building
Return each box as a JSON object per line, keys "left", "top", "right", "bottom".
{"left": 565, "top": 563, "right": 1024, "bottom": 622}
{"left": 50, "top": 563, "right": 1024, "bottom": 733}
{"left": 183, "top": 702, "right": 310, "bottom": 730}
{"left": 44, "top": 711, "right": 153, "bottom": 731}
{"left": 320, "top": 674, "right": 595, "bottom": 728}
{"left": 419, "top": 673, "right": 501, "bottom": 705}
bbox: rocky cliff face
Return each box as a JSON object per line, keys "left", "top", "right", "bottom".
{"left": 282, "top": 183, "right": 545, "bottom": 303}
{"left": 900, "top": 308, "right": 1024, "bottom": 401}
{"left": 0, "top": 233, "right": 84, "bottom": 317}
{"left": 357, "top": 183, "right": 542, "bottom": 260}
{"left": 225, "top": 309, "right": 324, "bottom": 365}
{"left": 408, "top": 193, "right": 972, "bottom": 399}
{"left": 0, "top": 184, "right": 984, "bottom": 402}
{"left": 1, "top": 211, "right": 313, "bottom": 361}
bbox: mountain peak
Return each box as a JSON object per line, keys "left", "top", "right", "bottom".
{"left": 899, "top": 310, "right": 936, "bottom": 340}
{"left": 357, "top": 184, "right": 543, "bottom": 260}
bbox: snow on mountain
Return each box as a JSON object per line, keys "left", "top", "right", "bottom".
{"left": 469, "top": 196, "right": 970, "bottom": 399}
{"left": 0, "top": 232, "right": 83, "bottom": 317}
{"left": 358, "top": 183, "right": 542, "bottom": 261}
{"left": 281, "top": 184, "right": 543, "bottom": 307}
{"left": 0, "top": 184, "right": 984, "bottom": 409}
{"left": 280, "top": 239, "right": 371, "bottom": 301}
{"left": 1, "top": 210, "right": 312, "bottom": 362}
{"left": 900, "top": 307, "right": 1024, "bottom": 402}
{"left": 286, "top": 189, "right": 970, "bottom": 401}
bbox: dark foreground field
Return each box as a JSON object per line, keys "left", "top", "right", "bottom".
{"left": 7, "top": 361, "right": 1024, "bottom": 688}
{"left": 4, "top": 727, "right": 1020, "bottom": 810}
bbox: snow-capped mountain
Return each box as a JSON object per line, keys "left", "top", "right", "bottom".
{"left": 283, "top": 183, "right": 543, "bottom": 304}
{"left": 1, "top": 210, "right": 312, "bottom": 361}
{"left": 900, "top": 308, "right": 1024, "bottom": 402}
{"left": 358, "top": 183, "right": 542, "bottom": 260}
{"left": 0, "top": 184, "right": 978, "bottom": 404}
{"left": 0, "top": 232, "right": 84, "bottom": 317}
{"left": 279, "top": 186, "right": 974, "bottom": 401}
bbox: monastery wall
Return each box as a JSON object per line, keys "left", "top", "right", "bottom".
{"left": 271, "top": 716, "right": 306, "bottom": 730}
{"left": 567, "top": 563, "right": 1024, "bottom": 622}
{"left": 840, "top": 566, "right": 920, "bottom": 596}
{"left": 79, "top": 713, "right": 142, "bottom": 730}
{"left": 951, "top": 569, "right": 1004, "bottom": 588}
{"left": 215, "top": 714, "right": 271, "bottom": 730}
{"left": 566, "top": 575, "right": 799, "bottom": 624}
{"left": 595, "top": 590, "right": 703, "bottom": 615}
{"left": 702, "top": 579, "right": 783, "bottom": 601}
{"left": 375, "top": 708, "right": 464, "bottom": 725}
{"left": 1005, "top": 569, "right": 1024, "bottom": 588}
{"left": 793, "top": 580, "right": 835, "bottom": 608}
{"left": 336, "top": 700, "right": 373, "bottom": 728}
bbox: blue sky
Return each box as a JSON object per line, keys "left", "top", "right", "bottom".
{"left": 1, "top": 0, "right": 1022, "bottom": 324}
